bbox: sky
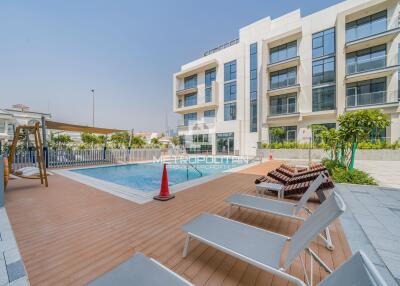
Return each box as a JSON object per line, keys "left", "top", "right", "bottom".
{"left": 0, "top": 0, "right": 343, "bottom": 133}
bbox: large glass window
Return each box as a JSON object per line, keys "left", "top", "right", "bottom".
{"left": 312, "top": 86, "right": 336, "bottom": 111}
{"left": 224, "top": 60, "right": 237, "bottom": 121}
{"left": 269, "top": 126, "right": 297, "bottom": 143}
{"left": 184, "top": 75, "right": 197, "bottom": 89}
{"left": 346, "top": 11, "right": 387, "bottom": 42}
{"left": 270, "top": 94, "right": 297, "bottom": 116}
{"left": 224, "top": 61, "right": 236, "bottom": 81}
{"left": 270, "top": 41, "right": 297, "bottom": 64}
{"left": 205, "top": 68, "right": 216, "bottom": 103}
{"left": 203, "top": 109, "right": 215, "bottom": 123}
{"left": 184, "top": 93, "right": 197, "bottom": 107}
{"left": 224, "top": 103, "right": 236, "bottom": 121}
{"left": 312, "top": 57, "right": 335, "bottom": 85}
{"left": 250, "top": 43, "right": 257, "bottom": 132}
{"left": 346, "top": 78, "right": 386, "bottom": 107}
{"left": 312, "top": 28, "right": 335, "bottom": 59}
{"left": 270, "top": 67, "right": 297, "bottom": 89}
{"left": 184, "top": 133, "right": 212, "bottom": 154}
{"left": 183, "top": 112, "right": 197, "bottom": 126}
{"left": 346, "top": 45, "right": 386, "bottom": 74}
{"left": 216, "top": 132, "right": 234, "bottom": 154}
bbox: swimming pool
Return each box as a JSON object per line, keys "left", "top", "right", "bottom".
{"left": 70, "top": 157, "right": 250, "bottom": 193}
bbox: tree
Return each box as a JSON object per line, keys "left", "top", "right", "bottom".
{"left": 270, "top": 127, "right": 285, "bottom": 143}
{"left": 320, "top": 128, "right": 340, "bottom": 161}
{"left": 53, "top": 134, "right": 72, "bottom": 149}
{"left": 81, "top": 132, "right": 99, "bottom": 146}
{"left": 97, "top": 135, "right": 107, "bottom": 146}
{"left": 337, "top": 109, "right": 389, "bottom": 170}
{"left": 131, "top": 135, "right": 146, "bottom": 148}
{"left": 150, "top": 137, "right": 160, "bottom": 147}
{"left": 110, "top": 132, "right": 130, "bottom": 148}
{"left": 171, "top": 136, "right": 180, "bottom": 146}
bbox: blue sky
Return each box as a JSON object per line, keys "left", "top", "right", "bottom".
{"left": 0, "top": 0, "right": 342, "bottom": 132}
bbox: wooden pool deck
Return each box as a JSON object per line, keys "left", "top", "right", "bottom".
{"left": 4, "top": 161, "right": 351, "bottom": 286}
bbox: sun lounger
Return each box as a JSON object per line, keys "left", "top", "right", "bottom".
{"left": 182, "top": 192, "right": 345, "bottom": 286}
{"left": 318, "top": 250, "right": 388, "bottom": 286}
{"left": 88, "top": 252, "right": 193, "bottom": 286}
{"left": 226, "top": 173, "right": 334, "bottom": 249}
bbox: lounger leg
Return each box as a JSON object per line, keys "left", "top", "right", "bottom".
{"left": 317, "top": 227, "right": 334, "bottom": 250}
{"left": 182, "top": 235, "right": 191, "bottom": 258}
{"left": 226, "top": 205, "right": 232, "bottom": 217}
{"left": 307, "top": 248, "right": 332, "bottom": 274}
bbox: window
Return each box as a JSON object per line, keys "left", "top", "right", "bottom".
{"left": 224, "top": 60, "right": 237, "bottom": 121}
{"left": 346, "top": 45, "right": 386, "bottom": 74}
{"left": 224, "top": 61, "right": 236, "bottom": 81}
{"left": 184, "top": 93, "right": 197, "bottom": 107}
{"left": 205, "top": 68, "right": 216, "bottom": 103}
{"left": 312, "top": 86, "right": 336, "bottom": 111}
{"left": 346, "top": 10, "right": 387, "bottom": 42}
{"left": 270, "top": 67, "right": 297, "bottom": 89}
{"left": 184, "top": 133, "right": 212, "bottom": 154}
{"left": 312, "top": 28, "right": 335, "bottom": 58}
{"left": 224, "top": 102, "right": 236, "bottom": 121}
{"left": 183, "top": 113, "right": 197, "bottom": 126}
{"left": 204, "top": 109, "right": 215, "bottom": 123}
{"left": 270, "top": 94, "right": 297, "bottom": 115}
{"left": 184, "top": 75, "right": 197, "bottom": 89}
{"left": 312, "top": 57, "right": 335, "bottom": 85}
{"left": 224, "top": 82, "right": 236, "bottom": 101}
{"left": 270, "top": 41, "right": 297, "bottom": 64}
{"left": 346, "top": 78, "right": 386, "bottom": 107}
{"left": 216, "top": 132, "right": 234, "bottom": 154}
{"left": 0, "top": 122, "right": 5, "bottom": 133}
{"left": 250, "top": 43, "right": 257, "bottom": 132}
{"left": 269, "top": 126, "right": 297, "bottom": 143}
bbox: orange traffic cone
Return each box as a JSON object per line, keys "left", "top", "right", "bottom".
{"left": 153, "top": 163, "right": 175, "bottom": 201}
{"left": 269, "top": 152, "right": 273, "bottom": 160}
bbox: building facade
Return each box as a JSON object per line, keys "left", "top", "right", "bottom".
{"left": 173, "top": 0, "right": 400, "bottom": 156}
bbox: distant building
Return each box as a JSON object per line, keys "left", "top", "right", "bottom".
{"left": 135, "top": 132, "right": 159, "bottom": 144}
{"left": 0, "top": 108, "right": 51, "bottom": 145}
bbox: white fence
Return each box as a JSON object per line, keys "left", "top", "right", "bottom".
{"left": 9, "top": 148, "right": 162, "bottom": 169}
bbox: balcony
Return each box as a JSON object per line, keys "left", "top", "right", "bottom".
{"left": 346, "top": 90, "right": 399, "bottom": 110}
{"left": 267, "top": 56, "right": 300, "bottom": 73}
{"left": 345, "top": 27, "right": 400, "bottom": 53}
{"left": 267, "top": 83, "right": 300, "bottom": 96}
{"left": 345, "top": 56, "right": 399, "bottom": 83}
{"left": 174, "top": 82, "right": 218, "bottom": 114}
{"left": 177, "top": 118, "right": 216, "bottom": 132}
{"left": 176, "top": 87, "right": 198, "bottom": 97}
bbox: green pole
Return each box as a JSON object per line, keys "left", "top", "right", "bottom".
{"left": 341, "top": 144, "right": 345, "bottom": 167}
{"left": 349, "top": 140, "right": 357, "bottom": 171}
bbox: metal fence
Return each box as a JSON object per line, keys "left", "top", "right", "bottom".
{"left": 9, "top": 148, "right": 162, "bottom": 170}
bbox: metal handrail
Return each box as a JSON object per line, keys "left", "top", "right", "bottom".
{"left": 186, "top": 161, "right": 203, "bottom": 180}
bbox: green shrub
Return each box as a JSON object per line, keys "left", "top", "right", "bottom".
{"left": 331, "top": 167, "right": 377, "bottom": 185}
{"left": 321, "top": 158, "right": 377, "bottom": 185}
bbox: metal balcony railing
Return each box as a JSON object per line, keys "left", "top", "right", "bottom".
{"left": 203, "top": 39, "right": 239, "bottom": 57}
{"left": 346, "top": 90, "right": 399, "bottom": 107}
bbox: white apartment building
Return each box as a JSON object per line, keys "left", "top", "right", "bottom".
{"left": 173, "top": 0, "right": 400, "bottom": 156}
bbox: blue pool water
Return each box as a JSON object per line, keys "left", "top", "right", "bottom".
{"left": 71, "top": 157, "right": 249, "bottom": 192}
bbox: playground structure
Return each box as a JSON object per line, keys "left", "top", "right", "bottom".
{"left": 7, "top": 122, "right": 48, "bottom": 187}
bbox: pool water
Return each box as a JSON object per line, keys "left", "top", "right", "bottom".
{"left": 71, "top": 158, "right": 249, "bottom": 192}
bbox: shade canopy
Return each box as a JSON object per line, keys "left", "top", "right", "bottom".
{"left": 45, "top": 120, "right": 126, "bottom": 135}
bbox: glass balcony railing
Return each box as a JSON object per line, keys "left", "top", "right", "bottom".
{"left": 346, "top": 90, "right": 398, "bottom": 107}
{"left": 346, "top": 17, "right": 387, "bottom": 43}
{"left": 269, "top": 103, "right": 297, "bottom": 116}
{"left": 177, "top": 118, "right": 216, "bottom": 130}
{"left": 346, "top": 55, "right": 386, "bottom": 74}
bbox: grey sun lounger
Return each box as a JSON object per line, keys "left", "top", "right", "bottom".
{"left": 182, "top": 192, "right": 345, "bottom": 286}
{"left": 318, "top": 250, "right": 388, "bottom": 286}
{"left": 225, "top": 173, "right": 335, "bottom": 250}
{"left": 88, "top": 252, "right": 193, "bottom": 286}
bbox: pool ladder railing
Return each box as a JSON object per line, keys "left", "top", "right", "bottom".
{"left": 186, "top": 162, "right": 203, "bottom": 180}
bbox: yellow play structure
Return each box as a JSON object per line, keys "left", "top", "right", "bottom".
{"left": 7, "top": 122, "right": 48, "bottom": 187}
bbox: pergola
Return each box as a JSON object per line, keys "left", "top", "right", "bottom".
{"left": 45, "top": 120, "right": 126, "bottom": 135}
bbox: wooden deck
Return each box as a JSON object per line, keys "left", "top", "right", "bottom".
{"left": 4, "top": 161, "right": 351, "bottom": 286}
